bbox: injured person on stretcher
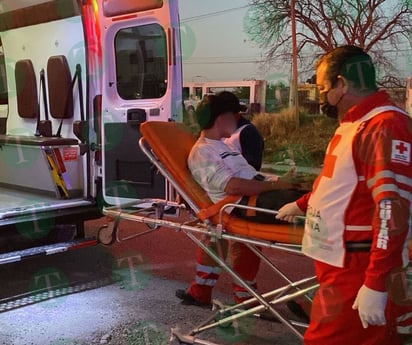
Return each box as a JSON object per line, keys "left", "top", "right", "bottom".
{"left": 188, "top": 93, "right": 305, "bottom": 223}
{"left": 176, "top": 92, "right": 310, "bottom": 313}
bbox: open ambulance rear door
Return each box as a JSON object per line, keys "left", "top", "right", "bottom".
{"left": 98, "top": 0, "right": 182, "bottom": 207}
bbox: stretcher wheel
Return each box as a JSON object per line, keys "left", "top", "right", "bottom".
{"left": 212, "top": 300, "right": 232, "bottom": 328}
{"left": 169, "top": 328, "right": 192, "bottom": 345}
{"left": 143, "top": 209, "right": 161, "bottom": 230}
{"left": 214, "top": 311, "right": 233, "bottom": 328}
{"left": 145, "top": 221, "right": 160, "bottom": 230}
{"left": 169, "top": 340, "right": 190, "bottom": 345}
{"left": 97, "top": 224, "right": 116, "bottom": 245}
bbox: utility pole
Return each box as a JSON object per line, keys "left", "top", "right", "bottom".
{"left": 290, "top": 0, "right": 299, "bottom": 127}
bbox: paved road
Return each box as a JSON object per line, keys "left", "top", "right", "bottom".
{"left": 0, "top": 216, "right": 314, "bottom": 345}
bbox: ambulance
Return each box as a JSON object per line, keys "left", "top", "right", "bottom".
{"left": 407, "top": 77, "right": 412, "bottom": 115}
{"left": 0, "top": 0, "right": 182, "bottom": 262}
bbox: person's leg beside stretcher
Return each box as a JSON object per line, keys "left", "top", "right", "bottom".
{"left": 176, "top": 188, "right": 305, "bottom": 306}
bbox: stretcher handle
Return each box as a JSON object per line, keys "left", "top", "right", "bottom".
{"left": 218, "top": 203, "right": 306, "bottom": 225}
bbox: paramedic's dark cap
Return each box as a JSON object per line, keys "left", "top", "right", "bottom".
{"left": 195, "top": 95, "right": 233, "bottom": 130}
{"left": 318, "top": 45, "right": 377, "bottom": 92}
{"left": 340, "top": 54, "right": 377, "bottom": 91}
{"left": 217, "top": 91, "right": 247, "bottom": 112}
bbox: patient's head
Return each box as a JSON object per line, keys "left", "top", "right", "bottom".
{"left": 195, "top": 94, "right": 237, "bottom": 138}
{"left": 216, "top": 91, "right": 246, "bottom": 122}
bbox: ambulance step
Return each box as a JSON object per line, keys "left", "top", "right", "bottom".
{"left": 0, "top": 238, "right": 98, "bottom": 265}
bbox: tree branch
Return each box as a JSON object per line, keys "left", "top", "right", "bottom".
{"left": 245, "top": 0, "right": 412, "bottom": 83}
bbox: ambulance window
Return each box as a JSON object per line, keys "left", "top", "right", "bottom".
{"left": 115, "top": 24, "right": 167, "bottom": 100}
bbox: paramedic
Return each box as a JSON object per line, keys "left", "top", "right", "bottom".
{"left": 276, "top": 45, "right": 412, "bottom": 345}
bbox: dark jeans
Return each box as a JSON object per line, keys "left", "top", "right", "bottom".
{"left": 232, "top": 189, "right": 306, "bottom": 224}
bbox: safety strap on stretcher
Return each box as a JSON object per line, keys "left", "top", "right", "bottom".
{"left": 197, "top": 195, "right": 241, "bottom": 221}
{"left": 197, "top": 194, "right": 260, "bottom": 221}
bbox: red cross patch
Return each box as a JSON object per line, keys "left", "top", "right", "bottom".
{"left": 391, "top": 140, "right": 411, "bottom": 164}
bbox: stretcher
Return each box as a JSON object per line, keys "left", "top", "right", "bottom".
{"left": 100, "top": 121, "right": 319, "bottom": 344}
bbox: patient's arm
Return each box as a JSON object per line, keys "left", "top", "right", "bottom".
{"left": 224, "top": 177, "right": 297, "bottom": 196}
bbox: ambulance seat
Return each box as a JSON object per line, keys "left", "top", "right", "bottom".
{"left": 0, "top": 58, "right": 77, "bottom": 146}
{"left": 15, "top": 59, "right": 38, "bottom": 119}
{"left": 47, "top": 55, "right": 73, "bottom": 119}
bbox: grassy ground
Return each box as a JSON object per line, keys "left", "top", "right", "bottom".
{"left": 251, "top": 108, "right": 338, "bottom": 168}
{"left": 182, "top": 107, "right": 338, "bottom": 169}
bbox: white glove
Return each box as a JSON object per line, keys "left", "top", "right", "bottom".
{"left": 275, "top": 201, "right": 304, "bottom": 223}
{"left": 352, "top": 285, "right": 388, "bottom": 328}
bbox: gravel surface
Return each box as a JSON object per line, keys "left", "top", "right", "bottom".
{"left": 0, "top": 218, "right": 310, "bottom": 345}
{"left": 0, "top": 276, "right": 301, "bottom": 345}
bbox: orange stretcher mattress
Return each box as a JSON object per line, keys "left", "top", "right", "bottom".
{"left": 140, "top": 121, "right": 304, "bottom": 245}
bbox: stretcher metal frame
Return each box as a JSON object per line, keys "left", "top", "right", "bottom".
{"left": 100, "top": 127, "right": 319, "bottom": 344}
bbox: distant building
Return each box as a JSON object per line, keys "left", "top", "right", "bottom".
{"left": 183, "top": 80, "right": 267, "bottom": 114}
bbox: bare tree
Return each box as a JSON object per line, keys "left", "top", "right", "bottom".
{"left": 245, "top": 0, "right": 412, "bottom": 85}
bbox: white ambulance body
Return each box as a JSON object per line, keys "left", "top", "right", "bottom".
{"left": 0, "top": 0, "right": 182, "bottom": 261}
{"left": 406, "top": 77, "right": 412, "bottom": 116}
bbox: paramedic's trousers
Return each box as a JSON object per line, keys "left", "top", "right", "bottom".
{"left": 188, "top": 239, "right": 260, "bottom": 304}
{"left": 304, "top": 251, "right": 412, "bottom": 345}
{"left": 188, "top": 189, "right": 305, "bottom": 304}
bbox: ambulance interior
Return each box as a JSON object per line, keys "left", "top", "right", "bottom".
{"left": 0, "top": 33, "right": 91, "bottom": 222}
{"left": 0, "top": 0, "right": 174, "bottom": 226}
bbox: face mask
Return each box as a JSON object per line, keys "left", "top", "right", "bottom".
{"left": 321, "top": 101, "right": 339, "bottom": 118}
{"left": 320, "top": 91, "right": 345, "bottom": 119}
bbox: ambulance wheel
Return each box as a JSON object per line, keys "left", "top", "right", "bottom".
{"left": 97, "top": 224, "right": 116, "bottom": 245}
